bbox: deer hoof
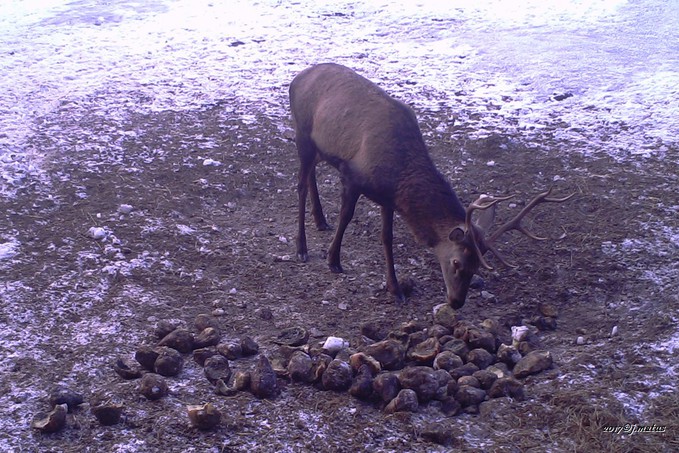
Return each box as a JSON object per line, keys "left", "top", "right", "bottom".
{"left": 297, "top": 252, "right": 309, "bottom": 263}
{"left": 329, "top": 263, "right": 344, "bottom": 274}
{"left": 317, "top": 221, "right": 332, "bottom": 231}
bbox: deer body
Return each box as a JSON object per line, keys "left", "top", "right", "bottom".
{"left": 289, "top": 63, "right": 573, "bottom": 308}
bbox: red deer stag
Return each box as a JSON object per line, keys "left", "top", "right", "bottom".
{"left": 289, "top": 63, "right": 573, "bottom": 308}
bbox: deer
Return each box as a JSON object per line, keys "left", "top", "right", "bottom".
{"left": 289, "top": 63, "right": 574, "bottom": 308}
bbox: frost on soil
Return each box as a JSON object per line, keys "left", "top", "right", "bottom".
{"left": 0, "top": 0, "right": 677, "bottom": 452}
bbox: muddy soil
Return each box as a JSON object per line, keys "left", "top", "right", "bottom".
{"left": 1, "top": 86, "right": 677, "bottom": 452}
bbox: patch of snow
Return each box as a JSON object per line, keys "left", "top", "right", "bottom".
{"left": 0, "top": 239, "right": 20, "bottom": 260}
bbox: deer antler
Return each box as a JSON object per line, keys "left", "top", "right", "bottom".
{"left": 466, "top": 188, "right": 575, "bottom": 270}
{"left": 465, "top": 194, "right": 514, "bottom": 270}
{"left": 487, "top": 187, "right": 575, "bottom": 244}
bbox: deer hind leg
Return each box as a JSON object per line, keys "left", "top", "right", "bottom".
{"left": 295, "top": 136, "right": 317, "bottom": 263}
{"left": 327, "top": 173, "right": 360, "bottom": 274}
{"left": 308, "top": 168, "right": 331, "bottom": 231}
{"left": 381, "top": 206, "right": 405, "bottom": 302}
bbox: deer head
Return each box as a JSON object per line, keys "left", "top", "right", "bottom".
{"left": 439, "top": 187, "right": 575, "bottom": 308}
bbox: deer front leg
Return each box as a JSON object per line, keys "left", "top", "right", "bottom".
{"left": 381, "top": 206, "right": 405, "bottom": 302}
{"left": 327, "top": 183, "right": 359, "bottom": 274}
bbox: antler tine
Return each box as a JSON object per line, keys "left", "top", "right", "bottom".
{"left": 488, "top": 187, "right": 575, "bottom": 244}
{"left": 465, "top": 194, "right": 515, "bottom": 271}
{"left": 465, "top": 194, "right": 514, "bottom": 228}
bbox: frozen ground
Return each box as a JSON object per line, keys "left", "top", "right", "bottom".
{"left": 0, "top": 0, "right": 677, "bottom": 451}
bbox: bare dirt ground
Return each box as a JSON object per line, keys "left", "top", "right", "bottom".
{"left": 1, "top": 84, "right": 677, "bottom": 452}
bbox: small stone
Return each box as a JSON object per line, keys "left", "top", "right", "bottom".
{"left": 187, "top": 403, "right": 221, "bottom": 430}
{"left": 154, "top": 347, "right": 184, "bottom": 377}
{"left": 470, "top": 274, "right": 484, "bottom": 289}
{"left": 433, "top": 351, "right": 464, "bottom": 371}
{"left": 432, "top": 303, "right": 460, "bottom": 330}
{"left": 480, "top": 318, "right": 500, "bottom": 335}
{"left": 384, "top": 389, "right": 419, "bottom": 414}
{"left": 158, "top": 328, "right": 194, "bottom": 353}
{"left": 399, "top": 320, "right": 427, "bottom": 334}
{"left": 363, "top": 339, "right": 406, "bottom": 371}
{"left": 487, "top": 376, "right": 524, "bottom": 400}
{"left": 427, "top": 324, "right": 452, "bottom": 339}
{"left": 154, "top": 320, "right": 181, "bottom": 339}
{"left": 194, "top": 314, "right": 220, "bottom": 332}
{"left": 518, "top": 340, "right": 536, "bottom": 355}
{"left": 455, "top": 385, "right": 487, "bottom": 407}
{"left": 250, "top": 355, "right": 278, "bottom": 399}
{"left": 486, "top": 364, "right": 508, "bottom": 379}
{"left": 496, "top": 344, "right": 522, "bottom": 366}
{"left": 511, "top": 326, "right": 530, "bottom": 346}
{"left": 538, "top": 303, "right": 559, "bottom": 318}
{"left": 322, "top": 336, "right": 349, "bottom": 357}
{"left": 360, "top": 321, "right": 390, "bottom": 341}
{"left": 204, "top": 355, "right": 231, "bottom": 385}
{"left": 457, "top": 375, "right": 480, "bottom": 388}
{"left": 472, "top": 369, "right": 498, "bottom": 390}
{"left": 240, "top": 336, "right": 260, "bottom": 356}
{"left": 214, "top": 379, "right": 238, "bottom": 396}
{"left": 407, "top": 337, "right": 440, "bottom": 364}
{"left": 88, "top": 227, "right": 107, "bottom": 240}
{"left": 513, "top": 350, "right": 553, "bottom": 378}
{"left": 217, "top": 341, "right": 243, "bottom": 360}
{"left": 373, "top": 372, "right": 401, "bottom": 403}
{"left": 576, "top": 336, "right": 586, "bottom": 345}
{"left": 140, "top": 373, "right": 169, "bottom": 400}
{"left": 433, "top": 370, "right": 452, "bottom": 401}
{"left": 406, "top": 331, "right": 428, "bottom": 348}
{"left": 387, "top": 329, "right": 410, "bottom": 344}
{"left": 349, "top": 352, "right": 382, "bottom": 375}
{"left": 135, "top": 345, "right": 160, "bottom": 371}
{"left": 449, "top": 362, "right": 480, "bottom": 380}
{"left": 113, "top": 357, "right": 144, "bottom": 380}
{"left": 532, "top": 315, "right": 557, "bottom": 331}
{"left": 32, "top": 403, "right": 67, "bottom": 432}
{"left": 288, "top": 351, "right": 315, "bottom": 383}
{"left": 48, "top": 388, "right": 84, "bottom": 412}
{"left": 311, "top": 353, "right": 333, "bottom": 382}
{"left": 91, "top": 402, "right": 123, "bottom": 426}
{"left": 480, "top": 290, "right": 495, "bottom": 301}
{"left": 321, "top": 359, "right": 353, "bottom": 391}
{"left": 611, "top": 325, "right": 618, "bottom": 337}
{"left": 398, "top": 366, "right": 440, "bottom": 403}
{"left": 193, "top": 347, "right": 219, "bottom": 366}
{"left": 118, "top": 204, "right": 134, "bottom": 214}
{"left": 466, "top": 348, "right": 495, "bottom": 370}
{"left": 233, "top": 371, "right": 251, "bottom": 391}
{"left": 194, "top": 327, "right": 221, "bottom": 349}
{"left": 466, "top": 329, "right": 497, "bottom": 353}
{"left": 274, "top": 327, "right": 309, "bottom": 346}
{"left": 349, "top": 364, "right": 375, "bottom": 400}
{"left": 440, "top": 338, "right": 469, "bottom": 360}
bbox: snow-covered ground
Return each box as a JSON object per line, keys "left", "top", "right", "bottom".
{"left": 0, "top": 1, "right": 677, "bottom": 450}
{"left": 1, "top": 0, "right": 678, "bottom": 197}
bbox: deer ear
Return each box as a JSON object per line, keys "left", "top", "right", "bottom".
{"left": 449, "top": 227, "right": 466, "bottom": 243}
